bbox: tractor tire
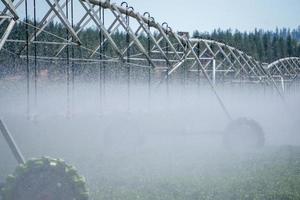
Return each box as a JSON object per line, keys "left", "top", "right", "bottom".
{"left": 223, "top": 118, "right": 265, "bottom": 150}
{"left": 1, "top": 157, "right": 89, "bottom": 200}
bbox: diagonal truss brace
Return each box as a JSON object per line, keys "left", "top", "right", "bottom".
{"left": 80, "top": 0, "right": 125, "bottom": 61}
{"left": 110, "top": 3, "right": 157, "bottom": 68}
{"left": 89, "top": 14, "right": 122, "bottom": 58}
{"left": 0, "top": 17, "right": 15, "bottom": 50}
{"left": 55, "top": 5, "right": 100, "bottom": 56}
{"left": 186, "top": 39, "right": 232, "bottom": 120}
{"left": 1, "top": 0, "right": 18, "bottom": 20}
{"left": 135, "top": 13, "right": 175, "bottom": 66}
{"left": 45, "top": 0, "right": 81, "bottom": 45}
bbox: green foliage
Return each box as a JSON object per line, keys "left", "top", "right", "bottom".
{"left": 1, "top": 20, "right": 299, "bottom": 65}
{"left": 90, "top": 146, "right": 300, "bottom": 200}
{"left": 1, "top": 157, "right": 89, "bottom": 200}
{"left": 192, "top": 27, "right": 300, "bottom": 63}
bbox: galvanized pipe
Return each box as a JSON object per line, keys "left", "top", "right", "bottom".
{"left": 0, "top": 119, "right": 25, "bottom": 165}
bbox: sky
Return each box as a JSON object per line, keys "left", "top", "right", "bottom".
{"left": 110, "top": 0, "right": 300, "bottom": 33}
{"left": 1, "top": 0, "right": 300, "bottom": 34}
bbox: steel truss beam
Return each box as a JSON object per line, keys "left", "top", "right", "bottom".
{"left": 1, "top": 0, "right": 298, "bottom": 88}
{"left": 0, "top": 17, "right": 15, "bottom": 50}
{"left": 2, "top": 0, "right": 298, "bottom": 120}
{"left": 45, "top": 0, "right": 81, "bottom": 44}
{"left": 267, "top": 57, "right": 300, "bottom": 79}
{"left": 0, "top": 0, "right": 19, "bottom": 50}
{"left": 1, "top": 0, "right": 18, "bottom": 20}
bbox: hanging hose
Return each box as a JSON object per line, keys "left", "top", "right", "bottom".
{"left": 98, "top": 1, "right": 103, "bottom": 114}
{"left": 121, "top": 2, "right": 131, "bottom": 111}
{"left": 144, "top": 12, "right": 152, "bottom": 104}
{"left": 66, "top": 0, "right": 70, "bottom": 118}
{"left": 71, "top": 0, "right": 75, "bottom": 112}
{"left": 102, "top": 6, "right": 106, "bottom": 112}
{"left": 197, "top": 41, "right": 201, "bottom": 87}
{"left": 162, "top": 22, "right": 170, "bottom": 96}
{"left": 33, "top": 0, "right": 37, "bottom": 113}
{"left": 25, "top": 0, "right": 30, "bottom": 119}
{"left": 98, "top": 2, "right": 106, "bottom": 114}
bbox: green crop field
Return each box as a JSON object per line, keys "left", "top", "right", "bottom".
{"left": 83, "top": 146, "right": 300, "bottom": 200}
{"left": 1, "top": 116, "right": 300, "bottom": 200}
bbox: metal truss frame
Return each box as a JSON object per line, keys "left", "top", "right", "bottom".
{"left": 1, "top": 0, "right": 299, "bottom": 119}
{"left": 267, "top": 57, "right": 300, "bottom": 79}
{"left": 0, "top": 0, "right": 297, "bottom": 95}
{"left": 0, "top": 0, "right": 19, "bottom": 50}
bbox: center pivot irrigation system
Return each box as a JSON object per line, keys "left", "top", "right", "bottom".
{"left": 0, "top": 0, "right": 300, "bottom": 116}
{"left": 1, "top": 0, "right": 300, "bottom": 199}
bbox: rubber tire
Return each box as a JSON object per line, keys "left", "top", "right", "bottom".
{"left": 223, "top": 118, "right": 265, "bottom": 150}
{"left": 1, "top": 157, "right": 89, "bottom": 200}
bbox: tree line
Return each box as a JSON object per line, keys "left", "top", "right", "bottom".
{"left": 192, "top": 27, "right": 300, "bottom": 63}
{"left": 1, "top": 20, "right": 300, "bottom": 65}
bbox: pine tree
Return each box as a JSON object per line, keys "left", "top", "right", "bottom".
{"left": 271, "top": 35, "right": 279, "bottom": 60}
{"left": 192, "top": 30, "right": 200, "bottom": 38}
{"left": 286, "top": 33, "right": 293, "bottom": 56}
